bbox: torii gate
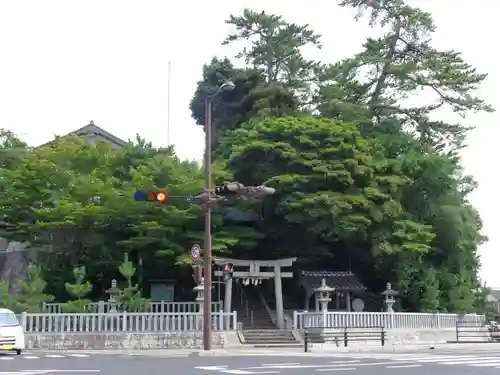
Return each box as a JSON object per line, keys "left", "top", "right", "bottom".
{"left": 213, "top": 257, "right": 297, "bottom": 329}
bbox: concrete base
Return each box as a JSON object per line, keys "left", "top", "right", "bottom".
{"left": 25, "top": 332, "right": 227, "bottom": 350}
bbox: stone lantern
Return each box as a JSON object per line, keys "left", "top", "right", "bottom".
{"left": 381, "top": 282, "right": 398, "bottom": 313}
{"left": 313, "top": 279, "right": 334, "bottom": 329}
{"left": 193, "top": 277, "right": 205, "bottom": 313}
{"left": 105, "top": 279, "right": 120, "bottom": 313}
{"left": 315, "top": 278, "right": 335, "bottom": 312}
{"left": 193, "top": 278, "right": 205, "bottom": 330}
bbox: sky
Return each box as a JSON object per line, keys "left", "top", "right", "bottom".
{"left": 0, "top": 1, "right": 497, "bottom": 286}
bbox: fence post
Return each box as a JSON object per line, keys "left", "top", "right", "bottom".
{"left": 122, "top": 311, "right": 127, "bottom": 332}
{"left": 304, "top": 331, "right": 308, "bottom": 352}
{"left": 21, "top": 312, "right": 27, "bottom": 332}
{"left": 455, "top": 321, "right": 459, "bottom": 342}
{"left": 293, "top": 311, "right": 298, "bottom": 329}
{"left": 232, "top": 311, "right": 237, "bottom": 330}
{"left": 98, "top": 301, "right": 106, "bottom": 314}
{"left": 343, "top": 327, "right": 348, "bottom": 347}
{"left": 218, "top": 311, "right": 224, "bottom": 331}
{"left": 381, "top": 327, "right": 385, "bottom": 346}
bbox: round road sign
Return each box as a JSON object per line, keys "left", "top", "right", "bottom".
{"left": 191, "top": 244, "right": 201, "bottom": 260}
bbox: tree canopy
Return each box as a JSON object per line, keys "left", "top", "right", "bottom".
{"left": 0, "top": 0, "right": 493, "bottom": 314}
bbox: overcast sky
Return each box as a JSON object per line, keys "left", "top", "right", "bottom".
{"left": 0, "top": 0, "right": 497, "bottom": 286}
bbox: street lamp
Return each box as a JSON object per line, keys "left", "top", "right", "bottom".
{"left": 202, "top": 80, "right": 235, "bottom": 351}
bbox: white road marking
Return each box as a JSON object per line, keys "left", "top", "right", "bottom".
{"left": 392, "top": 355, "right": 471, "bottom": 361}
{"left": 220, "top": 371, "right": 253, "bottom": 374}
{"left": 23, "top": 371, "right": 100, "bottom": 373}
{"left": 316, "top": 368, "right": 356, "bottom": 372}
{"left": 44, "top": 355, "right": 65, "bottom": 358}
{"left": 327, "top": 361, "right": 360, "bottom": 364}
{"left": 195, "top": 367, "right": 229, "bottom": 371}
{"left": 0, "top": 357, "right": 14, "bottom": 360}
{"left": 440, "top": 358, "right": 500, "bottom": 365}
{"left": 260, "top": 363, "right": 299, "bottom": 366}
{"left": 68, "top": 354, "right": 90, "bottom": 358}
{"left": 469, "top": 361, "right": 500, "bottom": 367}
{"left": 23, "top": 356, "right": 40, "bottom": 359}
{"left": 243, "top": 361, "right": 407, "bottom": 370}
{"left": 414, "top": 356, "right": 497, "bottom": 363}
{"left": 386, "top": 365, "right": 422, "bottom": 369}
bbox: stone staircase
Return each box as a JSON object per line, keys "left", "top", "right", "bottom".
{"left": 242, "top": 329, "right": 299, "bottom": 347}
{"left": 239, "top": 286, "right": 300, "bottom": 347}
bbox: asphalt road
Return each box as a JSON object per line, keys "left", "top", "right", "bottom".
{"left": 3, "top": 350, "right": 500, "bottom": 375}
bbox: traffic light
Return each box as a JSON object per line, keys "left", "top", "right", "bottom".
{"left": 134, "top": 190, "right": 168, "bottom": 203}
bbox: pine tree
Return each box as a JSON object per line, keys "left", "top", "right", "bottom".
{"left": 15, "top": 264, "right": 54, "bottom": 313}
{"left": 62, "top": 266, "right": 93, "bottom": 313}
{"left": 117, "top": 254, "right": 148, "bottom": 312}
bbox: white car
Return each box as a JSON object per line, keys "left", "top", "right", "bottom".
{"left": 0, "top": 308, "right": 24, "bottom": 355}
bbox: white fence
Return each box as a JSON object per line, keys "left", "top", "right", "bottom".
{"left": 293, "top": 311, "right": 486, "bottom": 329}
{"left": 18, "top": 311, "right": 238, "bottom": 333}
{"left": 42, "top": 301, "right": 223, "bottom": 314}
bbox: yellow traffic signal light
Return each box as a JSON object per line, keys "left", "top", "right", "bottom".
{"left": 134, "top": 191, "right": 168, "bottom": 203}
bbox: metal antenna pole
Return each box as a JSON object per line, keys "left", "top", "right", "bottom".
{"left": 203, "top": 98, "right": 213, "bottom": 350}
{"left": 167, "top": 61, "right": 171, "bottom": 145}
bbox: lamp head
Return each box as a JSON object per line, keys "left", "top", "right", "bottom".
{"left": 220, "top": 80, "right": 236, "bottom": 92}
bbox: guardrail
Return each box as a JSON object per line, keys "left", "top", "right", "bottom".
{"left": 293, "top": 311, "right": 486, "bottom": 329}
{"left": 455, "top": 321, "right": 492, "bottom": 342}
{"left": 42, "top": 301, "right": 223, "bottom": 314}
{"left": 18, "top": 311, "right": 238, "bottom": 333}
{"left": 304, "top": 327, "right": 386, "bottom": 352}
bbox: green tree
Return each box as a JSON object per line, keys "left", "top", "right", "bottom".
{"left": 419, "top": 267, "right": 441, "bottom": 312}
{"left": 117, "top": 254, "right": 148, "bottom": 312}
{"left": 14, "top": 264, "right": 54, "bottom": 312}
{"left": 220, "top": 116, "right": 434, "bottom": 266}
{"left": 0, "top": 128, "right": 28, "bottom": 170}
{"left": 320, "top": 0, "right": 493, "bottom": 148}
{"left": 190, "top": 58, "right": 299, "bottom": 152}
{"left": 62, "top": 266, "right": 93, "bottom": 313}
{"left": 447, "top": 273, "right": 476, "bottom": 313}
{"left": 0, "top": 281, "right": 14, "bottom": 310}
{"left": 223, "top": 9, "right": 322, "bottom": 98}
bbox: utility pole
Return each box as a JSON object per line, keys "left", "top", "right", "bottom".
{"left": 202, "top": 81, "right": 236, "bottom": 351}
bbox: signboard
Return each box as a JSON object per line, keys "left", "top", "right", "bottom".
{"left": 191, "top": 244, "right": 201, "bottom": 260}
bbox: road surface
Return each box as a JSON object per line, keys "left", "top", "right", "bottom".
{"left": 3, "top": 350, "right": 500, "bottom": 374}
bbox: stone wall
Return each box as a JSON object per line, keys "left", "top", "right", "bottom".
{"left": 25, "top": 332, "right": 227, "bottom": 350}
{"left": 0, "top": 240, "right": 30, "bottom": 294}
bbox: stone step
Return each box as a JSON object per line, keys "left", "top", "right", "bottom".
{"left": 252, "top": 343, "right": 303, "bottom": 348}
{"left": 243, "top": 331, "right": 295, "bottom": 337}
{"left": 241, "top": 330, "right": 298, "bottom": 346}
{"left": 244, "top": 339, "right": 299, "bottom": 345}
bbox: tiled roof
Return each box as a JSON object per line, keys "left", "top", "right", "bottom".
{"left": 300, "top": 270, "right": 366, "bottom": 292}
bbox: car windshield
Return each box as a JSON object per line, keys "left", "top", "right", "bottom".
{"left": 0, "top": 312, "right": 19, "bottom": 326}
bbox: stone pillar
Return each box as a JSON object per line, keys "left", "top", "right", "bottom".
{"left": 224, "top": 277, "right": 232, "bottom": 313}
{"left": 346, "top": 292, "right": 351, "bottom": 312}
{"left": 274, "top": 265, "right": 284, "bottom": 329}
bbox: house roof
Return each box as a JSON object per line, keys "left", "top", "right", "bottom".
{"left": 37, "top": 121, "right": 127, "bottom": 148}
{"left": 489, "top": 288, "right": 500, "bottom": 301}
{"left": 300, "top": 270, "right": 366, "bottom": 293}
